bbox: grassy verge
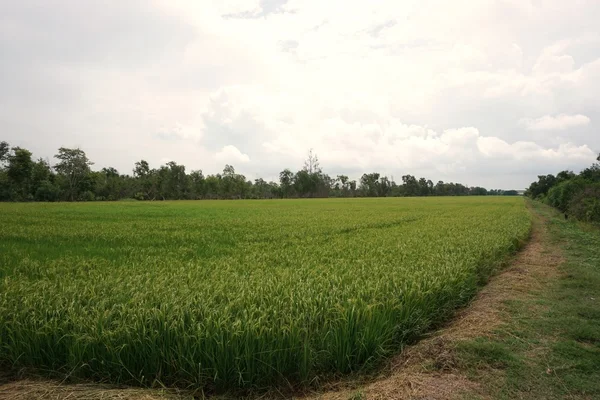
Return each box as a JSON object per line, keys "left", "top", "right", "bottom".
{"left": 453, "top": 201, "right": 600, "bottom": 399}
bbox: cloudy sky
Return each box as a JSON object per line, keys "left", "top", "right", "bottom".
{"left": 2, "top": 0, "right": 599, "bottom": 189}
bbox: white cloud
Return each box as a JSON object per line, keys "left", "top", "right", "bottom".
{"left": 520, "top": 114, "right": 591, "bottom": 131}
{"left": 199, "top": 82, "right": 597, "bottom": 184}
{"left": 1, "top": 0, "right": 599, "bottom": 189}
{"left": 215, "top": 145, "right": 250, "bottom": 164}
{"left": 215, "top": 0, "right": 261, "bottom": 15}
{"left": 477, "top": 136, "right": 594, "bottom": 162}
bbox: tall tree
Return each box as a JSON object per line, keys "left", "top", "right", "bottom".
{"left": 31, "top": 158, "right": 53, "bottom": 186}
{"left": 360, "top": 173, "right": 380, "bottom": 197}
{"left": 303, "top": 149, "right": 321, "bottom": 174}
{"left": 7, "top": 147, "right": 34, "bottom": 200}
{"left": 0, "top": 141, "right": 9, "bottom": 165}
{"left": 220, "top": 164, "right": 246, "bottom": 199}
{"left": 525, "top": 174, "right": 557, "bottom": 199}
{"left": 134, "top": 160, "right": 150, "bottom": 177}
{"left": 279, "top": 168, "right": 294, "bottom": 198}
{"left": 189, "top": 170, "right": 205, "bottom": 199}
{"left": 54, "top": 147, "right": 93, "bottom": 201}
{"left": 418, "top": 177, "right": 430, "bottom": 196}
{"left": 204, "top": 175, "right": 221, "bottom": 198}
{"left": 94, "top": 167, "right": 122, "bottom": 200}
{"left": 402, "top": 175, "right": 418, "bottom": 196}
{"left": 379, "top": 175, "right": 392, "bottom": 197}
{"left": 165, "top": 161, "right": 188, "bottom": 200}
{"left": 133, "top": 160, "right": 158, "bottom": 200}
{"left": 31, "top": 158, "right": 58, "bottom": 201}
{"left": 294, "top": 169, "right": 317, "bottom": 197}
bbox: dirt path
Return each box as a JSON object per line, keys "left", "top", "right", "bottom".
{"left": 0, "top": 209, "right": 562, "bottom": 400}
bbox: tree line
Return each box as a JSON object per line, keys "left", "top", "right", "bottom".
{"left": 0, "top": 141, "right": 516, "bottom": 202}
{"left": 525, "top": 153, "right": 600, "bottom": 223}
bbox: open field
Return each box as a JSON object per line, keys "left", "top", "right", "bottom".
{"left": 0, "top": 197, "right": 531, "bottom": 391}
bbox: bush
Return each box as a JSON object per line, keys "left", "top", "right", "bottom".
{"left": 568, "top": 184, "right": 600, "bottom": 223}
{"left": 134, "top": 192, "right": 146, "bottom": 201}
{"left": 79, "top": 190, "right": 95, "bottom": 201}
{"left": 546, "top": 178, "right": 587, "bottom": 212}
{"left": 34, "top": 180, "right": 60, "bottom": 202}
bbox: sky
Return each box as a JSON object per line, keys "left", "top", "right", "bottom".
{"left": 1, "top": 0, "right": 599, "bottom": 189}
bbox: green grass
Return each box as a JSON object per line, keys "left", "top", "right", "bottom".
{"left": 454, "top": 202, "right": 600, "bottom": 399}
{"left": 0, "top": 197, "right": 531, "bottom": 391}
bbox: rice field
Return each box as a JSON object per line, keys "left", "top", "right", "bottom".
{"left": 0, "top": 197, "right": 531, "bottom": 390}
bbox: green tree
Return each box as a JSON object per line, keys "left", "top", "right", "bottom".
{"left": 164, "top": 161, "right": 188, "bottom": 200}
{"left": 470, "top": 186, "right": 488, "bottom": 196}
{"left": 31, "top": 158, "right": 53, "bottom": 186}
{"left": 220, "top": 164, "right": 246, "bottom": 199}
{"left": 0, "top": 141, "right": 9, "bottom": 165}
{"left": 254, "top": 178, "right": 276, "bottom": 199}
{"left": 331, "top": 174, "right": 354, "bottom": 197}
{"left": 417, "top": 177, "right": 432, "bottom": 196}
{"left": 349, "top": 180, "right": 357, "bottom": 196}
{"left": 294, "top": 149, "right": 329, "bottom": 197}
{"left": 31, "top": 158, "right": 58, "bottom": 201}
{"left": 204, "top": 174, "right": 221, "bottom": 199}
{"left": 294, "top": 169, "right": 316, "bottom": 197}
{"left": 279, "top": 168, "right": 294, "bottom": 198}
{"left": 402, "top": 175, "right": 419, "bottom": 196}
{"left": 54, "top": 148, "right": 93, "bottom": 201}
{"left": 360, "top": 173, "right": 380, "bottom": 197}
{"left": 580, "top": 155, "right": 600, "bottom": 183}
{"left": 189, "top": 170, "right": 205, "bottom": 199}
{"left": 379, "top": 176, "right": 393, "bottom": 197}
{"left": 34, "top": 180, "right": 60, "bottom": 201}
{"left": 7, "top": 147, "right": 34, "bottom": 200}
{"left": 525, "top": 174, "right": 557, "bottom": 199}
{"left": 94, "top": 167, "right": 123, "bottom": 200}
{"left": 133, "top": 160, "right": 158, "bottom": 200}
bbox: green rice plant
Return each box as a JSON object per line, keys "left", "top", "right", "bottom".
{"left": 0, "top": 197, "right": 531, "bottom": 390}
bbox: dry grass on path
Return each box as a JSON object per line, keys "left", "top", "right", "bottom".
{"left": 0, "top": 379, "right": 185, "bottom": 400}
